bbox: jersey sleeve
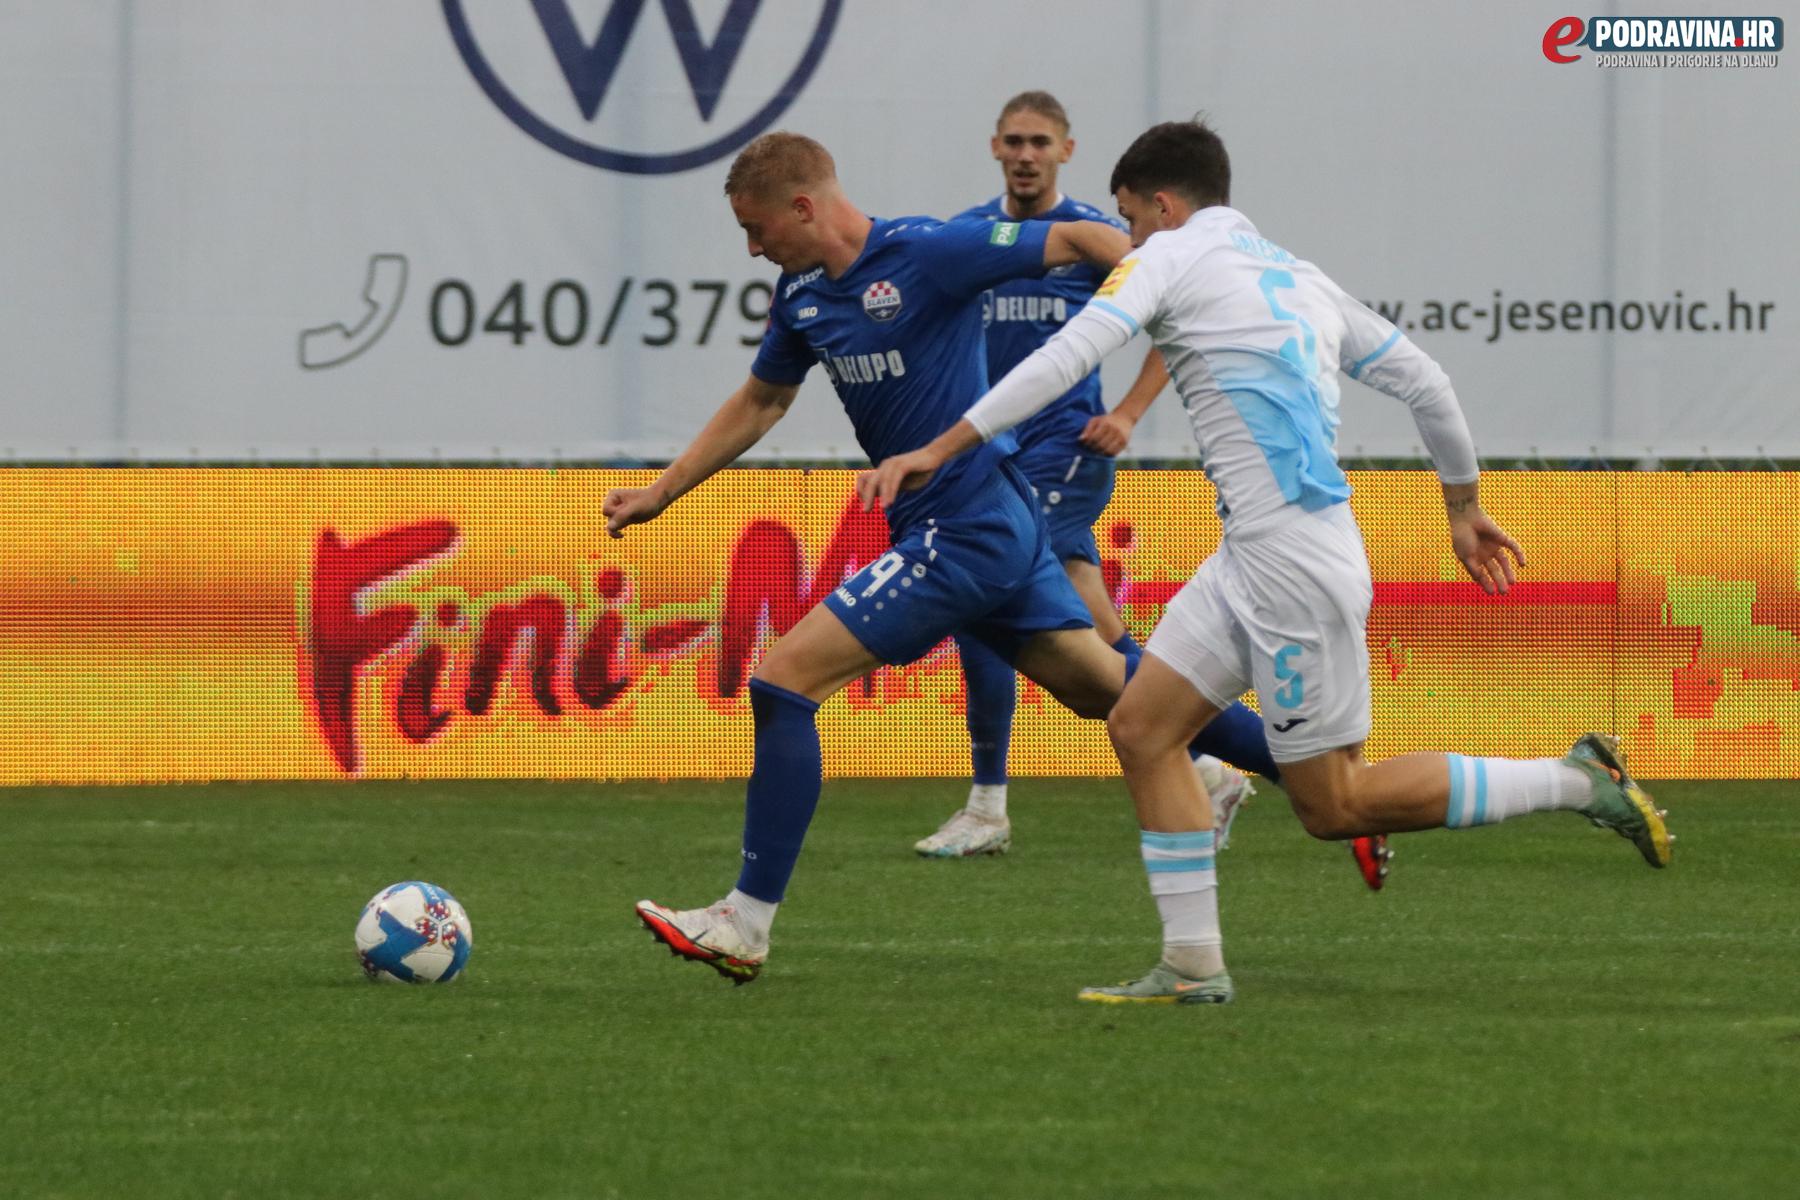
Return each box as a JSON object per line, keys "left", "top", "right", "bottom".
{"left": 964, "top": 301, "right": 1138, "bottom": 442}
{"left": 911, "top": 217, "right": 1053, "bottom": 299}
{"left": 1080, "top": 244, "right": 1168, "bottom": 340}
{"left": 964, "top": 242, "right": 1167, "bottom": 439}
{"left": 1074, "top": 205, "right": 1129, "bottom": 235}
{"left": 1333, "top": 288, "right": 1479, "bottom": 484}
{"left": 748, "top": 290, "right": 815, "bottom": 386}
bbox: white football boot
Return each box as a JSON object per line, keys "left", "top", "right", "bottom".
{"left": 913, "top": 807, "right": 1012, "bottom": 858}
{"left": 635, "top": 898, "right": 768, "bottom": 984}
{"left": 1195, "top": 755, "right": 1255, "bottom": 850}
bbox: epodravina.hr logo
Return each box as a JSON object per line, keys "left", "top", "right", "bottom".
{"left": 443, "top": 0, "right": 843, "bottom": 175}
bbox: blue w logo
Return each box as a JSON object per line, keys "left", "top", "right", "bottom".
{"left": 444, "top": 0, "right": 842, "bottom": 175}
{"left": 532, "top": 0, "right": 760, "bottom": 122}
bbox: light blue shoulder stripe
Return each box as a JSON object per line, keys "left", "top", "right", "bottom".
{"left": 1346, "top": 329, "right": 1402, "bottom": 379}
{"left": 1089, "top": 298, "right": 1140, "bottom": 335}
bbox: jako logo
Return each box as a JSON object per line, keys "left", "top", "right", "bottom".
{"left": 1543, "top": 15, "right": 1782, "bottom": 62}
{"left": 443, "top": 0, "right": 843, "bottom": 175}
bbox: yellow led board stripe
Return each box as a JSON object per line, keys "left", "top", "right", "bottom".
{"left": 0, "top": 469, "right": 1793, "bottom": 783}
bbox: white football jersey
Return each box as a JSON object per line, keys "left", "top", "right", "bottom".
{"left": 967, "top": 206, "right": 1478, "bottom": 540}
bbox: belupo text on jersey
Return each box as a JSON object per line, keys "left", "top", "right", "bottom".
{"left": 987, "top": 294, "right": 1069, "bottom": 324}
{"left": 819, "top": 348, "right": 908, "bottom": 385}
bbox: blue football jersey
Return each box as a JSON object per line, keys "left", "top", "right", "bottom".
{"left": 951, "top": 195, "right": 1124, "bottom": 460}
{"left": 751, "top": 215, "right": 1052, "bottom": 533}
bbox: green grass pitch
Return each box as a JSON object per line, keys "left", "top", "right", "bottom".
{"left": 1, "top": 778, "right": 1795, "bottom": 1198}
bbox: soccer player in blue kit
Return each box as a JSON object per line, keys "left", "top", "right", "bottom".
{"left": 917, "top": 92, "right": 1390, "bottom": 891}
{"left": 605, "top": 131, "right": 1142, "bottom": 983}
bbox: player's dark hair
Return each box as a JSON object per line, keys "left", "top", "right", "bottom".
{"left": 997, "top": 90, "right": 1070, "bottom": 134}
{"left": 725, "top": 132, "right": 837, "bottom": 201}
{"left": 1109, "top": 119, "right": 1230, "bottom": 207}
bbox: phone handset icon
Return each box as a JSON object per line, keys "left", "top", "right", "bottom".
{"left": 299, "top": 254, "right": 409, "bottom": 370}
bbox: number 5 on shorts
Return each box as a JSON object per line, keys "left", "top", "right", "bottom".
{"left": 1273, "top": 644, "right": 1305, "bottom": 708}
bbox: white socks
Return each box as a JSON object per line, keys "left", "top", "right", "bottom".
{"left": 1142, "top": 830, "right": 1226, "bottom": 979}
{"left": 966, "top": 782, "right": 1008, "bottom": 821}
{"left": 724, "top": 888, "right": 778, "bottom": 946}
{"left": 1443, "top": 755, "right": 1595, "bottom": 828}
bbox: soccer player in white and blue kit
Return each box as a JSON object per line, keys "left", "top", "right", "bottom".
{"left": 919, "top": 93, "right": 1390, "bottom": 891}
{"left": 914, "top": 91, "right": 1271, "bottom": 865}
{"left": 864, "top": 120, "right": 1672, "bottom": 1005}
{"left": 607, "top": 132, "right": 1144, "bottom": 983}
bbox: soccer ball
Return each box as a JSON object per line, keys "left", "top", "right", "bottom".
{"left": 355, "top": 881, "right": 474, "bottom": 983}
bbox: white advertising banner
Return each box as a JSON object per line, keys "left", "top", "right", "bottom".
{"left": 3, "top": 1, "right": 1796, "bottom": 461}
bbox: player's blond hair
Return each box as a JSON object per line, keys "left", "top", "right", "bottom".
{"left": 724, "top": 132, "right": 837, "bottom": 202}
{"left": 996, "top": 90, "right": 1070, "bottom": 135}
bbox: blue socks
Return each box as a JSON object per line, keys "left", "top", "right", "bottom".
{"left": 735, "top": 678, "right": 823, "bottom": 904}
{"left": 956, "top": 634, "right": 1016, "bottom": 786}
{"left": 1112, "top": 631, "right": 1144, "bottom": 681}
{"left": 1188, "top": 700, "right": 1282, "bottom": 785}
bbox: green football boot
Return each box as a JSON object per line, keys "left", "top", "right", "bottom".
{"left": 1566, "top": 733, "right": 1673, "bottom": 869}
{"left": 1077, "top": 963, "right": 1235, "bottom": 1005}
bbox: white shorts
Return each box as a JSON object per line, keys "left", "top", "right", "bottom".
{"left": 1144, "top": 503, "right": 1374, "bottom": 762}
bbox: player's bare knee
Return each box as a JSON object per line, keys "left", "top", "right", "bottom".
{"left": 1107, "top": 704, "right": 1174, "bottom": 767}
{"left": 749, "top": 653, "right": 841, "bottom": 702}
{"left": 750, "top": 646, "right": 811, "bottom": 691}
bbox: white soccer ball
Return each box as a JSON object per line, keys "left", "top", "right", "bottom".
{"left": 355, "top": 881, "right": 474, "bottom": 983}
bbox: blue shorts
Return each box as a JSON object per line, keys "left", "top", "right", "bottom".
{"left": 824, "top": 467, "right": 1093, "bottom": 666}
{"left": 1014, "top": 447, "right": 1117, "bottom": 567}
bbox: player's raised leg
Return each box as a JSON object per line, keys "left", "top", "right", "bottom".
{"left": 636, "top": 602, "right": 883, "bottom": 984}
{"left": 1276, "top": 734, "right": 1672, "bottom": 868}
{"left": 1229, "top": 508, "right": 1669, "bottom": 869}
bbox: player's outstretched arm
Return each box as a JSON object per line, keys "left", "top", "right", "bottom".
{"left": 1443, "top": 481, "right": 1526, "bottom": 595}
{"left": 1080, "top": 347, "right": 1169, "bottom": 456}
{"left": 1331, "top": 290, "right": 1522, "bottom": 590}
{"left": 604, "top": 374, "right": 798, "bottom": 538}
{"left": 860, "top": 297, "right": 1142, "bottom": 509}
{"left": 1043, "top": 220, "right": 1131, "bottom": 272}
